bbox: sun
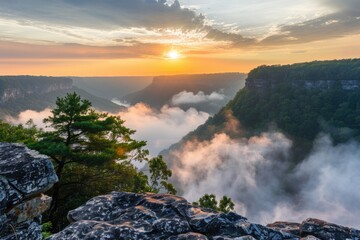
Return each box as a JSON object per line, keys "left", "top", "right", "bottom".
{"left": 166, "top": 50, "right": 181, "bottom": 60}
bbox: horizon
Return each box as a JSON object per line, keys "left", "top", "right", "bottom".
{"left": 1, "top": 57, "right": 358, "bottom": 77}
{"left": 0, "top": 0, "right": 359, "bottom": 76}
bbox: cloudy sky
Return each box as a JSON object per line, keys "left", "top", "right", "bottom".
{"left": 0, "top": 0, "right": 359, "bottom": 75}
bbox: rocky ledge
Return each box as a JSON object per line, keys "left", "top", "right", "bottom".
{"left": 0, "top": 143, "right": 58, "bottom": 240}
{"left": 48, "top": 191, "right": 360, "bottom": 240}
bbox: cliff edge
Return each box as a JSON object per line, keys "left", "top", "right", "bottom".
{"left": 49, "top": 192, "right": 360, "bottom": 240}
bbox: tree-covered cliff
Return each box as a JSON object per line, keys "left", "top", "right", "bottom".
{"left": 164, "top": 59, "right": 360, "bottom": 161}
{"left": 0, "top": 76, "right": 122, "bottom": 116}
{"left": 247, "top": 59, "right": 360, "bottom": 83}
{"left": 190, "top": 59, "right": 359, "bottom": 138}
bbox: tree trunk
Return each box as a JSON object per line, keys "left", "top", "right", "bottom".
{"left": 48, "top": 160, "right": 65, "bottom": 230}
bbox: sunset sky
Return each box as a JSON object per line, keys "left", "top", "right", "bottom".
{"left": 0, "top": 0, "right": 359, "bottom": 76}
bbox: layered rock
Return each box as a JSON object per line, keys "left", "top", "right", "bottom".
{"left": 246, "top": 78, "right": 360, "bottom": 92}
{"left": 0, "top": 76, "right": 72, "bottom": 104}
{"left": 268, "top": 219, "right": 360, "bottom": 240}
{"left": 48, "top": 192, "right": 356, "bottom": 240}
{"left": 46, "top": 192, "right": 272, "bottom": 240}
{"left": 0, "top": 143, "right": 58, "bottom": 240}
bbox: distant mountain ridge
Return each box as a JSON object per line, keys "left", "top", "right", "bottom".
{"left": 72, "top": 76, "right": 152, "bottom": 100}
{"left": 122, "top": 72, "right": 247, "bottom": 114}
{"left": 0, "top": 76, "right": 123, "bottom": 117}
{"left": 0, "top": 76, "right": 72, "bottom": 103}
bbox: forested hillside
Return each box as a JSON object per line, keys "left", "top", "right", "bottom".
{"left": 247, "top": 59, "right": 360, "bottom": 82}
{"left": 123, "top": 73, "right": 246, "bottom": 113}
{"left": 165, "top": 59, "right": 360, "bottom": 160}
{"left": 0, "top": 76, "right": 122, "bottom": 116}
{"left": 72, "top": 76, "right": 152, "bottom": 100}
{"left": 192, "top": 60, "right": 359, "bottom": 137}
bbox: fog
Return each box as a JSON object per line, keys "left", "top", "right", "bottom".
{"left": 7, "top": 103, "right": 209, "bottom": 156}
{"left": 115, "top": 103, "right": 209, "bottom": 155}
{"left": 5, "top": 108, "right": 52, "bottom": 130}
{"left": 7, "top": 101, "right": 360, "bottom": 227}
{"left": 170, "top": 130, "right": 360, "bottom": 227}
{"left": 171, "top": 91, "right": 226, "bottom": 105}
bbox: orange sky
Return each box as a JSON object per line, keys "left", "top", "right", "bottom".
{"left": 0, "top": 0, "right": 359, "bottom": 76}
{"left": 1, "top": 34, "right": 359, "bottom": 76}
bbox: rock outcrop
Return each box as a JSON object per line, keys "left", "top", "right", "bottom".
{"left": 1, "top": 142, "right": 358, "bottom": 240}
{"left": 0, "top": 143, "right": 58, "bottom": 240}
{"left": 0, "top": 76, "right": 72, "bottom": 104}
{"left": 245, "top": 78, "right": 360, "bottom": 92}
{"left": 268, "top": 219, "right": 360, "bottom": 240}
{"left": 48, "top": 192, "right": 360, "bottom": 240}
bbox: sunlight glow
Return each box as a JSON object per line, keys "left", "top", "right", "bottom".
{"left": 166, "top": 50, "right": 181, "bottom": 60}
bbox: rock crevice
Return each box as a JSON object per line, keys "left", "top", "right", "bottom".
{"left": 48, "top": 192, "right": 360, "bottom": 240}
{"left": 0, "top": 143, "right": 58, "bottom": 240}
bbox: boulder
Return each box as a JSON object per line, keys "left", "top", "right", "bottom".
{"left": 267, "top": 218, "right": 360, "bottom": 240}
{"left": 49, "top": 191, "right": 360, "bottom": 240}
{"left": 49, "top": 192, "right": 297, "bottom": 240}
{"left": 0, "top": 143, "right": 58, "bottom": 240}
{"left": 300, "top": 218, "right": 360, "bottom": 240}
{"left": 267, "top": 222, "right": 301, "bottom": 236}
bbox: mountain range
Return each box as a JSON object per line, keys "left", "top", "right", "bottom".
{"left": 122, "top": 73, "right": 246, "bottom": 114}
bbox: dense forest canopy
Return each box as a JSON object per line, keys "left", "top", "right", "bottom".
{"left": 248, "top": 59, "right": 360, "bottom": 81}
{"left": 180, "top": 59, "right": 360, "bottom": 152}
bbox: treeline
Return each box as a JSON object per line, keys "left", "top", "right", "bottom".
{"left": 185, "top": 59, "right": 360, "bottom": 151}
{"left": 248, "top": 59, "right": 360, "bottom": 81}
{"left": 230, "top": 85, "right": 360, "bottom": 141}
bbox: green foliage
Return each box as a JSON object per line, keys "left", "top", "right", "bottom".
{"left": 148, "top": 155, "right": 177, "bottom": 194}
{"left": 218, "top": 196, "right": 235, "bottom": 213}
{"left": 25, "top": 92, "right": 175, "bottom": 231}
{"left": 0, "top": 119, "right": 39, "bottom": 144}
{"left": 193, "top": 194, "right": 235, "bottom": 213}
{"left": 248, "top": 59, "right": 360, "bottom": 81}
{"left": 189, "top": 59, "right": 360, "bottom": 147}
{"left": 229, "top": 83, "right": 360, "bottom": 142}
{"left": 41, "top": 222, "right": 53, "bottom": 239}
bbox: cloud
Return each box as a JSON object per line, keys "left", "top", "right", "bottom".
{"left": 260, "top": 12, "right": 360, "bottom": 46}
{"left": 171, "top": 91, "right": 226, "bottom": 105}
{"left": 7, "top": 104, "right": 209, "bottom": 156}
{"left": 204, "top": 28, "right": 256, "bottom": 47}
{"left": 116, "top": 103, "right": 209, "bottom": 155}
{"left": 1, "top": 0, "right": 205, "bottom": 31}
{"left": 5, "top": 108, "right": 52, "bottom": 129}
{"left": 1, "top": 0, "right": 359, "bottom": 55}
{"left": 318, "top": 0, "right": 360, "bottom": 12}
{"left": 170, "top": 131, "right": 360, "bottom": 227}
{"left": 261, "top": 134, "right": 360, "bottom": 227}
{"left": 111, "top": 99, "right": 131, "bottom": 108}
{"left": 205, "top": 0, "right": 360, "bottom": 47}
{"left": 6, "top": 103, "right": 209, "bottom": 157}
{"left": 171, "top": 131, "right": 292, "bottom": 221}
{"left": 0, "top": 41, "right": 167, "bottom": 59}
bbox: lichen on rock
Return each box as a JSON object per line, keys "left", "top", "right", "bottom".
{"left": 0, "top": 143, "right": 58, "bottom": 240}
